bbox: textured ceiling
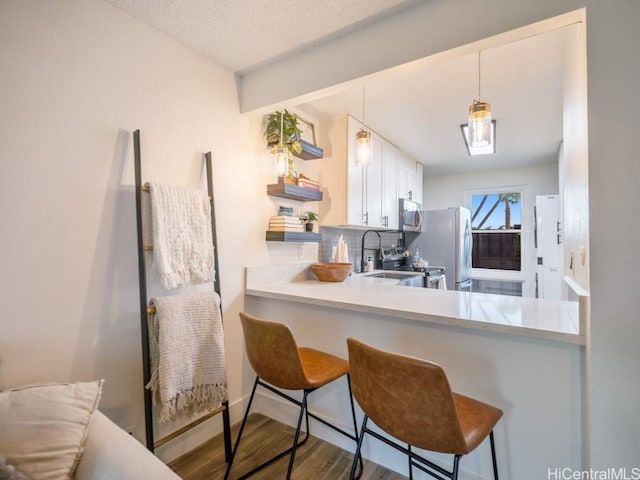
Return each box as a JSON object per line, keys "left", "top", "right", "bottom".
{"left": 105, "top": 0, "right": 424, "bottom": 73}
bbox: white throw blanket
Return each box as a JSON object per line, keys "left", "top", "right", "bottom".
{"left": 147, "top": 182, "right": 215, "bottom": 289}
{"left": 146, "top": 291, "right": 227, "bottom": 422}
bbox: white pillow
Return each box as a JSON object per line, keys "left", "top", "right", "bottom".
{"left": 0, "top": 380, "right": 104, "bottom": 480}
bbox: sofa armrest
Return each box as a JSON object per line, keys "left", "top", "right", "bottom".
{"left": 75, "top": 410, "right": 180, "bottom": 480}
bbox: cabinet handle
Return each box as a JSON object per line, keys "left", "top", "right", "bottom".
{"left": 383, "top": 215, "right": 389, "bottom": 227}
{"left": 408, "top": 191, "right": 412, "bottom": 200}
{"left": 363, "top": 212, "right": 369, "bottom": 225}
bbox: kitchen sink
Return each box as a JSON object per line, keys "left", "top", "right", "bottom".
{"left": 363, "top": 272, "right": 421, "bottom": 280}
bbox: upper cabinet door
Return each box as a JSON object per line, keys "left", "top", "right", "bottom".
{"left": 398, "top": 152, "right": 422, "bottom": 205}
{"left": 381, "top": 140, "right": 398, "bottom": 229}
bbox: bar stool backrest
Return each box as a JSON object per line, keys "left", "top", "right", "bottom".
{"left": 240, "top": 312, "right": 308, "bottom": 390}
{"left": 347, "top": 337, "right": 467, "bottom": 454}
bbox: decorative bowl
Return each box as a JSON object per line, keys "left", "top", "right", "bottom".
{"left": 310, "top": 262, "right": 353, "bottom": 282}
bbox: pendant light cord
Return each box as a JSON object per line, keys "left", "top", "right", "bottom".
{"left": 279, "top": 110, "right": 284, "bottom": 147}
{"left": 362, "top": 86, "right": 366, "bottom": 126}
{"left": 478, "top": 50, "right": 482, "bottom": 102}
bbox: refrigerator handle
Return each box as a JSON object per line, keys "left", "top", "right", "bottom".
{"left": 466, "top": 218, "right": 473, "bottom": 269}
{"left": 533, "top": 205, "right": 538, "bottom": 249}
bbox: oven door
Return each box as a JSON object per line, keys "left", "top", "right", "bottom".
{"left": 399, "top": 198, "right": 422, "bottom": 232}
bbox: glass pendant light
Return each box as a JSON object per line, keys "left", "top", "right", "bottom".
{"left": 467, "top": 51, "right": 492, "bottom": 148}
{"left": 274, "top": 111, "right": 288, "bottom": 178}
{"left": 355, "top": 86, "right": 372, "bottom": 167}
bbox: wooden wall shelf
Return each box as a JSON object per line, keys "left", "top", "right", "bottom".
{"left": 266, "top": 231, "right": 322, "bottom": 242}
{"left": 294, "top": 140, "right": 324, "bottom": 160}
{"left": 267, "top": 183, "right": 322, "bottom": 202}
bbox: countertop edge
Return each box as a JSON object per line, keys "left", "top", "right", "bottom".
{"left": 245, "top": 287, "right": 586, "bottom": 346}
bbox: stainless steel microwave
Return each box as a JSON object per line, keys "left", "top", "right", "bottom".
{"left": 399, "top": 198, "right": 423, "bottom": 232}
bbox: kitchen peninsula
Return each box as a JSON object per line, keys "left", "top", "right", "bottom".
{"left": 244, "top": 263, "right": 587, "bottom": 480}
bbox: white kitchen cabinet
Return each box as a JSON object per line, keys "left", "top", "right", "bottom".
{"left": 320, "top": 115, "right": 404, "bottom": 228}
{"left": 398, "top": 151, "right": 423, "bottom": 205}
{"left": 381, "top": 141, "right": 398, "bottom": 228}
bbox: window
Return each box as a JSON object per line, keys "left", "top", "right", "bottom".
{"left": 470, "top": 192, "right": 522, "bottom": 271}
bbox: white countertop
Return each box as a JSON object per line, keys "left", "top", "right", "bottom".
{"left": 245, "top": 263, "right": 586, "bottom": 345}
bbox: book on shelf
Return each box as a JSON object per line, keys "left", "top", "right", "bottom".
{"left": 269, "top": 224, "right": 303, "bottom": 230}
{"left": 278, "top": 206, "right": 294, "bottom": 216}
{"left": 269, "top": 218, "right": 302, "bottom": 227}
{"left": 297, "top": 181, "right": 320, "bottom": 191}
{"left": 270, "top": 215, "right": 300, "bottom": 221}
{"left": 268, "top": 226, "right": 304, "bottom": 232}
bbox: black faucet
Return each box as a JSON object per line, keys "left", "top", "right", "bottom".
{"left": 361, "top": 230, "right": 382, "bottom": 272}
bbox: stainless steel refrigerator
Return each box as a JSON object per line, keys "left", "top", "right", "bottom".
{"left": 408, "top": 207, "right": 473, "bottom": 291}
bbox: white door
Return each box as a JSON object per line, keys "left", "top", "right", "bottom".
{"left": 535, "top": 195, "right": 562, "bottom": 299}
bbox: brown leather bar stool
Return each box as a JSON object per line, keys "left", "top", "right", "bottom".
{"left": 347, "top": 338, "right": 503, "bottom": 480}
{"left": 224, "top": 312, "right": 363, "bottom": 480}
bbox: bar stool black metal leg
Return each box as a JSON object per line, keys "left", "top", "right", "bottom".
{"left": 490, "top": 430, "right": 499, "bottom": 480}
{"left": 285, "top": 390, "right": 309, "bottom": 479}
{"left": 226, "top": 378, "right": 311, "bottom": 480}
{"left": 452, "top": 455, "right": 461, "bottom": 480}
{"left": 346, "top": 374, "right": 364, "bottom": 479}
{"left": 408, "top": 444, "right": 414, "bottom": 480}
{"left": 222, "top": 399, "right": 232, "bottom": 463}
{"left": 224, "top": 377, "right": 260, "bottom": 480}
{"left": 349, "top": 416, "right": 369, "bottom": 480}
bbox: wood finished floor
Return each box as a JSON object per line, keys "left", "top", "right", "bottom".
{"left": 169, "top": 413, "right": 406, "bottom": 480}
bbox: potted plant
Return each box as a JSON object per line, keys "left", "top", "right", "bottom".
{"left": 265, "top": 109, "right": 302, "bottom": 181}
{"left": 302, "top": 211, "right": 319, "bottom": 232}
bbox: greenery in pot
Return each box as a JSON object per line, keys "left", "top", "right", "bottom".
{"left": 265, "top": 109, "right": 302, "bottom": 179}
{"left": 302, "top": 211, "right": 319, "bottom": 232}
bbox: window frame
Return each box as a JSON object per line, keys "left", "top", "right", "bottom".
{"left": 465, "top": 185, "right": 530, "bottom": 283}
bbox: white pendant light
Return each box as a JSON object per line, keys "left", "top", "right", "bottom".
{"left": 467, "top": 51, "right": 493, "bottom": 149}
{"left": 355, "top": 86, "right": 372, "bottom": 167}
{"left": 273, "top": 111, "right": 288, "bottom": 177}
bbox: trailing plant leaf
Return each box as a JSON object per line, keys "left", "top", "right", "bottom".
{"left": 265, "top": 109, "right": 304, "bottom": 178}
{"left": 265, "top": 110, "right": 302, "bottom": 154}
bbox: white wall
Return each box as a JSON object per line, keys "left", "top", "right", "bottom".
{"left": 585, "top": 0, "right": 640, "bottom": 469}
{"left": 0, "top": 0, "right": 317, "bottom": 462}
{"left": 422, "top": 163, "right": 559, "bottom": 210}
{"left": 423, "top": 163, "right": 559, "bottom": 297}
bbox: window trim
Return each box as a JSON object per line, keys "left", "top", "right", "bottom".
{"left": 464, "top": 185, "right": 531, "bottom": 283}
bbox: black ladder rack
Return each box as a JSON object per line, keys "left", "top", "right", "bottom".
{"left": 133, "top": 129, "right": 232, "bottom": 460}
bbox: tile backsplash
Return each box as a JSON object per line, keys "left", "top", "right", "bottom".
{"left": 318, "top": 227, "right": 405, "bottom": 272}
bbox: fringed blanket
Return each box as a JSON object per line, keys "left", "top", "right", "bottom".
{"left": 146, "top": 182, "right": 215, "bottom": 289}
{"left": 146, "top": 291, "right": 227, "bottom": 422}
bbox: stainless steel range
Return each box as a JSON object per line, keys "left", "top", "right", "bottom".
{"left": 379, "top": 246, "right": 446, "bottom": 288}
